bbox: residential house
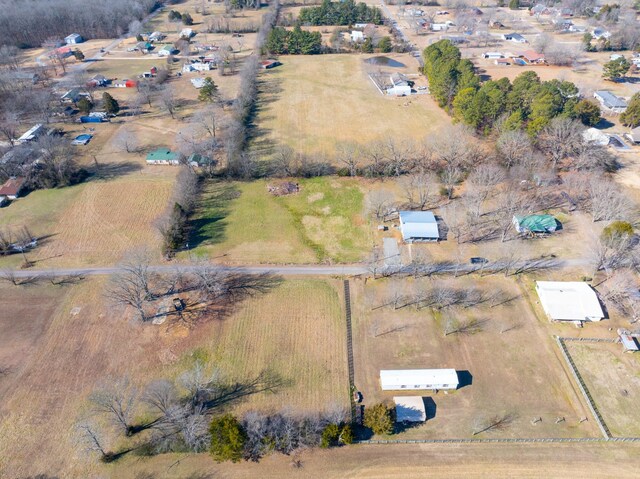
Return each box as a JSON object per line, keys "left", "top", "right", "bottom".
{"left": 535, "top": 281, "right": 605, "bottom": 323}
{"left": 380, "top": 369, "right": 459, "bottom": 391}
{"left": 158, "top": 45, "right": 176, "bottom": 56}
{"left": 482, "top": 52, "right": 504, "bottom": 59}
{"left": 512, "top": 214, "right": 559, "bottom": 234}
{"left": 530, "top": 4, "right": 553, "bottom": 15}
{"left": 399, "top": 211, "right": 439, "bottom": 242}
{"left": 16, "top": 124, "right": 45, "bottom": 144}
{"left": 60, "top": 88, "right": 83, "bottom": 103}
{"left": 568, "top": 24, "right": 586, "bottom": 33}
{"left": 182, "top": 62, "right": 212, "bottom": 73}
{"left": 594, "top": 90, "right": 627, "bottom": 113}
{"left": 592, "top": 28, "right": 611, "bottom": 40}
{"left": 64, "top": 33, "right": 83, "bottom": 44}
{"left": 405, "top": 8, "right": 424, "bottom": 16}
{"left": 503, "top": 32, "right": 527, "bottom": 43}
{"left": 521, "top": 50, "right": 546, "bottom": 64}
{"left": 0, "top": 177, "right": 27, "bottom": 200}
{"left": 87, "top": 74, "right": 108, "bottom": 88}
{"left": 583, "top": 127, "right": 611, "bottom": 146}
{"left": 350, "top": 30, "right": 365, "bottom": 42}
{"left": 146, "top": 148, "right": 180, "bottom": 165}
{"left": 148, "top": 31, "right": 166, "bottom": 42}
{"left": 431, "top": 22, "right": 451, "bottom": 32}
{"left": 180, "top": 28, "right": 194, "bottom": 38}
{"left": 386, "top": 73, "right": 411, "bottom": 96}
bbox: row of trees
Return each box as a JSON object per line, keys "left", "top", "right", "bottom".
{"left": 265, "top": 26, "right": 323, "bottom": 55}
{"left": 424, "top": 40, "right": 597, "bottom": 136}
{"left": 298, "top": 0, "right": 383, "bottom": 26}
{"left": 0, "top": 0, "right": 158, "bottom": 48}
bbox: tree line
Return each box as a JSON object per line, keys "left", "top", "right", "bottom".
{"left": 0, "top": 0, "right": 158, "bottom": 48}
{"left": 298, "top": 0, "right": 383, "bottom": 26}
{"left": 265, "top": 25, "right": 322, "bottom": 55}
{"left": 424, "top": 40, "right": 600, "bottom": 136}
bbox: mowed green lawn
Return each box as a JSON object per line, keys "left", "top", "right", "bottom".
{"left": 185, "top": 177, "right": 370, "bottom": 264}
{"left": 253, "top": 54, "right": 448, "bottom": 157}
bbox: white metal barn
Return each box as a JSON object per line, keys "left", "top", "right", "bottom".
{"left": 536, "top": 281, "right": 605, "bottom": 322}
{"left": 380, "top": 369, "right": 458, "bottom": 390}
{"left": 394, "top": 396, "right": 427, "bottom": 422}
{"left": 399, "top": 211, "right": 440, "bottom": 242}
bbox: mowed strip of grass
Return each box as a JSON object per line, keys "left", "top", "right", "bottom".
{"left": 180, "top": 279, "right": 349, "bottom": 414}
{"left": 253, "top": 54, "right": 447, "bottom": 157}
{"left": 186, "top": 177, "right": 369, "bottom": 264}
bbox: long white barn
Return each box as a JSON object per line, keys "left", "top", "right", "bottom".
{"left": 380, "top": 369, "right": 458, "bottom": 390}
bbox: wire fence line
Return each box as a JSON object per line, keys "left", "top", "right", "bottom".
{"left": 355, "top": 436, "right": 640, "bottom": 445}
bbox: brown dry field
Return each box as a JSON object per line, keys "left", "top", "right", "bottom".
{"left": 0, "top": 278, "right": 348, "bottom": 477}
{"left": 253, "top": 53, "right": 447, "bottom": 158}
{"left": 567, "top": 341, "right": 640, "bottom": 438}
{"left": 351, "top": 275, "right": 601, "bottom": 439}
{"left": 107, "top": 441, "right": 640, "bottom": 478}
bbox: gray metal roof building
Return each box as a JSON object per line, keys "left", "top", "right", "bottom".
{"left": 399, "top": 211, "right": 440, "bottom": 242}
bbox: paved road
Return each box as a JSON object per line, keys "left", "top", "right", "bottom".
{"left": 7, "top": 256, "right": 595, "bottom": 279}
{"left": 8, "top": 263, "right": 370, "bottom": 278}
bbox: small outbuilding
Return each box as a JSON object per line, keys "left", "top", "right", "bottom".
{"left": 158, "top": 45, "right": 177, "bottom": 56}
{"left": 386, "top": 73, "right": 411, "bottom": 96}
{"left": 399, "top": 211, "right": 439, "bottom": 243}
{"left": 0, "top": 177, "right": 27, "bottom": 200}
{"left": 380, "top": 369, "right": 458, "bottom": 390}
{"left": 65, "top": 33, "right": 84, "bottom": 45}
{"left": 260, "top": 59, "right": 281, "bottom": 69}
{"left": 503, "top": 32, "right": 526, "bottom": 43}
{"left": 625, "top": 126, "right": 640, "bottom": 144}
{"left": 536, "top": 281, "right": 605, "bottom": 323}
{"left": 513, "top": 214, "right": 559, "bottom": 234}
{"left": 618, "top": 330, "right": 639, "bottom": 352}
{"left": 482, "top": 52, "right": 504, "bottom": 59}
{"left": 394, "top": 396, "right": 427, "bottom": 422}
{"left": 583, "top": 127, "right": 611, "bottom": 145}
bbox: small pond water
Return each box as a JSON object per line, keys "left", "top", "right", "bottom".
{"left": 364, "top": 56, "right": 406, "bottom": 68}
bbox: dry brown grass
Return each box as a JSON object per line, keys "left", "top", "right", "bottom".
{"left": 566, "top": 341, "right": 640, "bottom": 437}
{"left": 351, "top": 275, "right": 599, "bottom": 439}
{"left": 253, "top": 53, "right": 450, "bottom": 157}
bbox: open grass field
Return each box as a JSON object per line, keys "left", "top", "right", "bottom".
{"left": 252, "top": 54, "right": 450, "bottom": 157}
{"left": 567, "top": 341, "right": 640, "bottom": 437}
{"left": 0, "top": 278, "right": 347, "bottom": 477}
{"left": 351, "top": 276, "right": 598, "bottom": 439}
{"left": 186, "top": 177, "right": 370, "bottom": 264}
{"left": 184, "top": 279, "right": 349, "bottom": 414}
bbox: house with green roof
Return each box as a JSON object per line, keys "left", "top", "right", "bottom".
{"left": 146, "top": 148, "right": 179, "bottom": 165}
{"left": 512, "top": 214, "right": 560, "bottom": 234}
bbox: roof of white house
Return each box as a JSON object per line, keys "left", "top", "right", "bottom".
{"left": 536, "top": 281, "right": 604, "bottom": 321}
{"left": 399, "top": 211, "right": 439, "bottom": 240}
{"left": 394, "top": 396, "right": 427, "bottom": 422}
{"left": 595, "top": 90, "right": 627, "bottom": 109}
{"left": 380, "top": 369, "right": 459, "bottom": 387}
{"left": 17, "top": 124, "right": 44, "bottom": 142}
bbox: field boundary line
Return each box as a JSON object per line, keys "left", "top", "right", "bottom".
{"left": 556, "top": 336, "right": 612, "bottom": 439}
{"left": 343, "top": 280, "right": 356, "bottom": 422}
{"left": 354, "top": 437, "right": 640, "bottom": 445}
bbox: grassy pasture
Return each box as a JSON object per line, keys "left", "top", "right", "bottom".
{"left": 351, "top": 276, "right": 598, "bottom": 439}
{"left": 252, "top": 54, "right": 449, "bottom": 157}
{"left": 186, "top": 177, "right": 370, "bottom": 264}
{"left": 567, "top": 342, "right": 640, "bottom": 437}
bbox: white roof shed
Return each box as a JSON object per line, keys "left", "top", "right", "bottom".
{"left": 536, "top": 281, "right": 604, "bottom": 322}
{"left": 380, "top": 369, "right": 458, "bottom": 390}
{"left": 394, "top": 396, "right": 427, "bottom": 422}
{"left": 399, "top": 211, "right": 440, "bottom": 242}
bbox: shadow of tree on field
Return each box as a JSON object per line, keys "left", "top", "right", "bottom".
{"left": 187, "top": 182, "right": 239, "bottom": 249}
{"left": 86, "top": 161, "right": 143, "bottom": 181}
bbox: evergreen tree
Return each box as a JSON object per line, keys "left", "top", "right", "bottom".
{"left": 182, "top": 12, "right": 194, "bottom": 25}
{"left": 209, "top": 414, "right": 246, "bottom": 463}
{"left": 320, "top": 424, "right": 340, "bottom": 448}
{"left": 621, "top": 92, "right": 640, "bottom": 127}
{"left": 102, "top": 92, "right": 120, "bottom": 115}
{"left": 136, "top": 33, "right": 144, "bottom": 42}
{"left": 73, "top": 49, "right": 84, "bottom": 61}
{"left": 509, "top": 0, "right": 520, "bottom": 9}
{"left": 574, "top": 99, "right": 602, "bottom": 126}
{"left": 602, "top": 57, "right": 631, "bottom": 81}
{"left": 198, "top": 77, "right": 219, "bottom": 102}
{"left": 77, "top": 97, "right": 93, "bottom": 113}
{"left": 363, "top": 403, "right": 394, "bottom": 435}
{"left": 361, "top": 37, "right": 373, "bottom": 53}
{"left": 378, "top": 36, "right": 392, "bottom": 53}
